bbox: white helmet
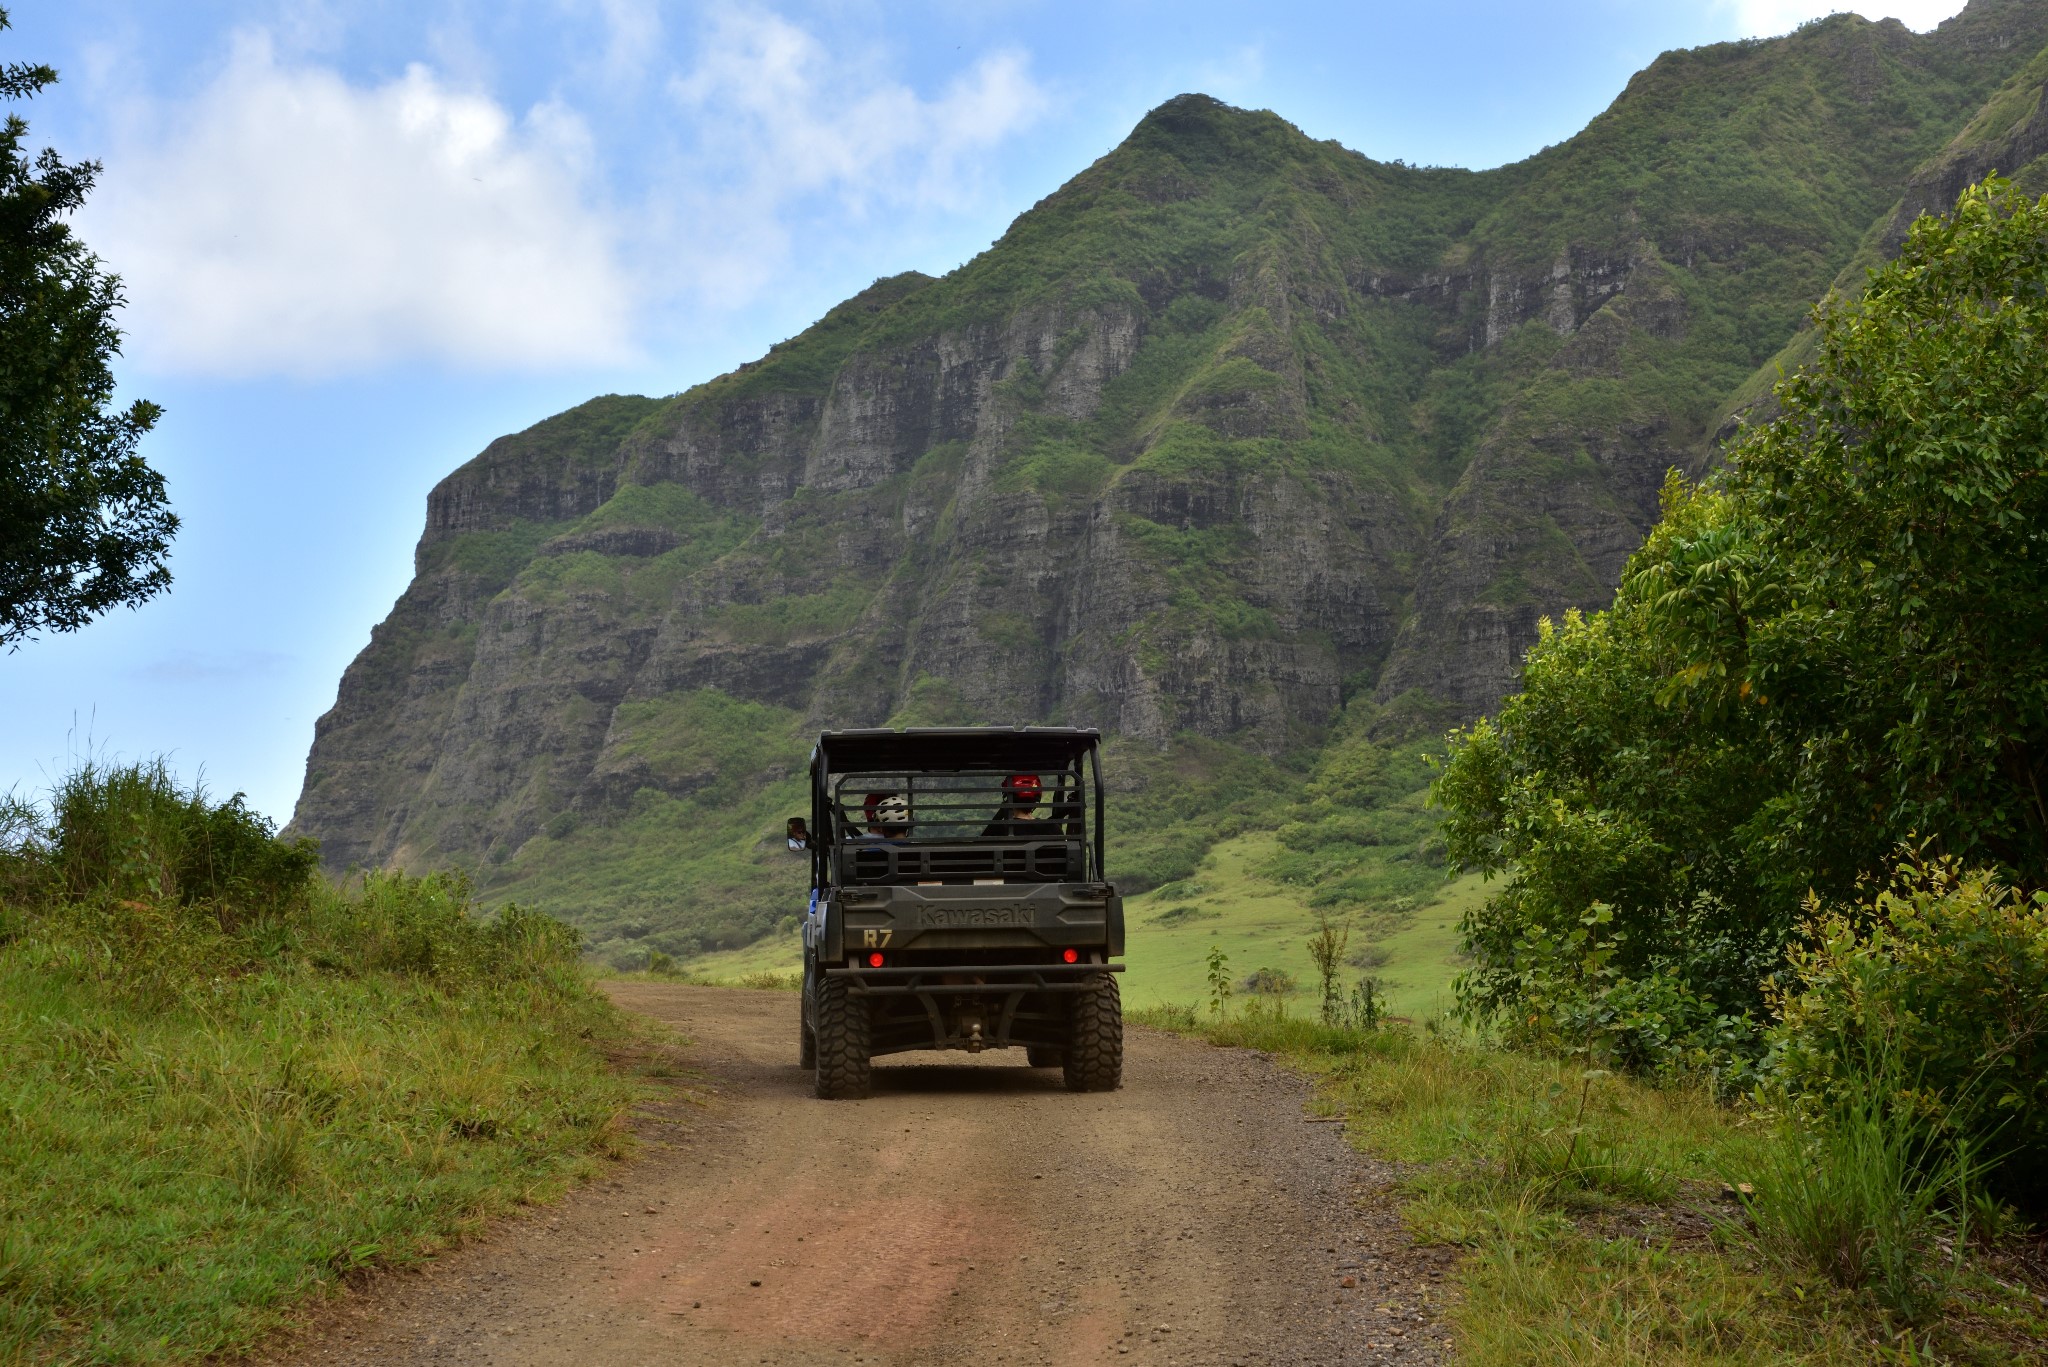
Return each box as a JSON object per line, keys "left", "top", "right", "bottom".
{"left": 874, "top": 795, "right": 912, "bottom": 829}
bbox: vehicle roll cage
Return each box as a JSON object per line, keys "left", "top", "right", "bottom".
{"left": 807, "top": 727, "right": 1106, "bottom": 887}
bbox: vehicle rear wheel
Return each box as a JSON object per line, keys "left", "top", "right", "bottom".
{"left": 798, "top": 990, "right": 817, "bottom": 1069}
{"left": 1026, "top": 1046, "right": 1063, "bottom": 1068}
{"left": 812, "top": 975, "right": 871, "bottom": 1100}
{"left": 1061, "top": 973, "right": 1122, "bottom": 1093}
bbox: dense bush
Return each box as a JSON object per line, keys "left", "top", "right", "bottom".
{"left": 1435, "top": 178, "right": 2048, "bottom": 1071}
{"left": 5, "top": 759, "right": 319, "bottom": 929}
{"left": 327, "top": 869, "right": 585, "bottom": 984}
{"left": 1433, "top": 558, "right": 1784, "bottom": 1075}
{"left": 1769, "top": 854, "right": 2048, "bottom": 1208}
{"left": 0, "top": 760, "right": 585, "bottom": 992}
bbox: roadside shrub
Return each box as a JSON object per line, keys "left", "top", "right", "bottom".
{"left": 1205, "top": 942, "right": 1232, "bottom": 1018}
{"left": 1240, "top": 966, "right": 1297, "bottom": 996}
{"left": 0, "top": 792, "right": 44, "bottom": 936}
{"left": 1768, "top": 853, "right": 2048, "bottom": 1210}
{"left": 1497, "top": 1068, "right": 1679, "bottom": 1205}
{"left": 1344, "top": 976, "right": 1384, "bottom": 1031}
{"left": 1553, "top": 969, "right": 1766, "bottom": 1091}
{"left": 34, "top": 759, "right": 318, "bottom": 929}
{"left": 1449, "top": 885, "right": 1769, "bottom": 1087}
{"left": 0, "top": 762, "right": 583, "bottom": 995}
{"left": 1743, "top": 1040, "right": 1983, "bottom": 1325}
{"left": 1306, "top": 908, "right": 1349, "bottom": 1025}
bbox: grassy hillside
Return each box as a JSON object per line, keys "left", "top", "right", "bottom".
{"left": 0, "top": 765, "right": 646, "bottom": 1364}
{"left": 679, "top": 818, "right": 1478, "bottom": 1026}
{"left": 1120, "top": 838, "right": 1478, "bottom": 1021}
{"left": 479, "top": 688, "right": 814, "bottom": 965}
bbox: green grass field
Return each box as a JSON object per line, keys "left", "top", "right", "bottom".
{"left": 677, "top": 830, "right": 1478, "bottom": 1021}
{"left": 673, "top": 925, "right": 804, "bottom": 982}
{"left": 1118, "top": 832, "right": 1476, "bottom": 1020}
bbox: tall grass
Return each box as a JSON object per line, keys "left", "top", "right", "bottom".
{"left": 35, "top": 759, "right": 320, "bottom": 927}
{"left": 0, "top": 763, "right": 645, "bottom": 1365}
{"left": 1742, "top": 1044, "right": 1986, "bottom": 1326}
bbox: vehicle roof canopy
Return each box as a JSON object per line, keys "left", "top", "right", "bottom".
{"left": 813, "top": 726, "right": 1100, "bottom": 776}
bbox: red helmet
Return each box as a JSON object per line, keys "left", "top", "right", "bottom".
{"left": 1004, "top": 774, "right": 1042, "bottom": 802}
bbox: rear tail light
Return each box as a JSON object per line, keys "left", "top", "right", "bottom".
{"left": 867, "top": 951, "right": 886, "bottom": 968}
{"left": 1062, "top": 948, "right": 1080, "bottom": 964}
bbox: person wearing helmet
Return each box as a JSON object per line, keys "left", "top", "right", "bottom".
{"left": 982, "top": 773, "right": 1043, "bottom": 838}
{"left": 860, "top": 792, "right": 913, "bottom": 840}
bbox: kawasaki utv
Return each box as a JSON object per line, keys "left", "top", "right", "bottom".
{"left": 790, "top": 726, "right": 1126, "bottom": 1100}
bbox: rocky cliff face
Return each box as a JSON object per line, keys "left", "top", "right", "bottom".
{"left": 292, "top": 2, "right": 2048, "bottom": 960}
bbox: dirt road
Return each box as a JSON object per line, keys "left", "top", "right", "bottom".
{"left": 262, "top": 985, "right": 1451, "bottom": 1366}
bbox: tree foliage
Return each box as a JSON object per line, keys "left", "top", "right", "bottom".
{"left": 1435, "top": 178, "right": 2048, "bottom": 1065}
{"left": 0, "top": 8, "right": 173, "bottom": 647}
{"left": 1770, "top": 852, "right": 2048, "bottom": 1210}
{"left": 1718, "top": 176, "right": 2048, "bottom": 878}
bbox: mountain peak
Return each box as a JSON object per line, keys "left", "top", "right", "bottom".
{"left": 1118, "top": 92, "right": 1313, "bottom": 171}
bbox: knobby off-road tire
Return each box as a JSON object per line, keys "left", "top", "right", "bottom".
{"left": 1026, "top": 1046, "right": 1064, "bottom": 1068}
{"left": 812, "top": 975, "right": 872, "bottom": 1100}
{"left": 798, "top": 990, "right": 817, "bottom": 1070}
{"left": 1062, "top": 973, "right": 1123, "bottom": 1092}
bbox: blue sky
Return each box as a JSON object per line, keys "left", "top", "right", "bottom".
{"left": 2, "top": 0, "right": 1968, "bottom": 823}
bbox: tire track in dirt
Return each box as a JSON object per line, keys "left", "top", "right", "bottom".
{"left": 255, "top": 984, "right": 1454, "bottom": 1365}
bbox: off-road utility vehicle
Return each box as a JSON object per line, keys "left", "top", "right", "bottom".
{"left": 792, "top": 726, "right": 1125, "bottom": 1100}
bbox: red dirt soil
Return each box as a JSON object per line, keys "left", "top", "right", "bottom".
{"left": 251, "top": 984, "right": 1453, "bottom": 1366}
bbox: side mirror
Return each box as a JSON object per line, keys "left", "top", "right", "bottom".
{"left": 785, "top": 817, "right": 809, "bottom": 851}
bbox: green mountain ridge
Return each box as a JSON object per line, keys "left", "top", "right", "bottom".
{"left": 292, "top": 1, "right": 2048, "bottom": 965}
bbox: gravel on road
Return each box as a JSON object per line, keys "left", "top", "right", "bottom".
{"left": 255, "top": 984, "right": 1455, "bottom": 1366}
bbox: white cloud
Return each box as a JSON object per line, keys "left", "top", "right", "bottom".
{"left": 661, "top": 8, "right": 1048, "bottom": 306}
{"left": 593, "top": 0, "right": 664, "bottom": 85}
{"left": 79, "top": 10, "right": 1049, "bottom": 378}
{"left": 87, "top": 32, "right": 636, "bottom": 378}
{"left": 1720, "top": 0, "right": 1968, "bottom": 38}
{"left": 130, "top": 649, "right": 293, "bottom": 683}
